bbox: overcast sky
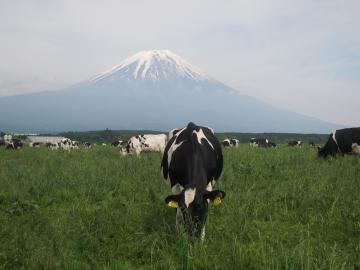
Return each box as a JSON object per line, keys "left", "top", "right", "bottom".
{"left": 1, "top": 0, "right": 359, "bottom": 126}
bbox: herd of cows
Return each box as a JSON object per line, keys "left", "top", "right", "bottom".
{"left": 1, "top": 124, "right": 359, "bottom": 239}
{"left": 1, "top": 127, "right": 359, "bottom": 159}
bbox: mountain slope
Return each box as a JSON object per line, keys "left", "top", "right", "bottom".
{"left": 0, "top": 50, "right": 343, "bottom": 133}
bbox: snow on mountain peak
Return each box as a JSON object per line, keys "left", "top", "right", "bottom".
{"left": 90, "top": 50, "right": 211, "bottom": 83}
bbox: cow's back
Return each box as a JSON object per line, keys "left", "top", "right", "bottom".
{"left": 162, "top": 123, "right": 222, "bottom": 188}
{"left": 336, "top": 127, "right": 360, "bottom": 153}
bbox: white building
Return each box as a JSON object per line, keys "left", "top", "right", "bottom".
{"left": 27, "top": 136, "right": 65, "bottom": 144}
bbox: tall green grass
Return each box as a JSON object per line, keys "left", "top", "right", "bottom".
{"left": 0, "top": 146, "right": 359, "bottom": 269}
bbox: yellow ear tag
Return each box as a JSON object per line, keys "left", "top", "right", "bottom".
{"left": 167, "top": 201, "right": 179, "bottom": 208}
{"left": 213, "top": 196, "right": 222, "bottom": 206}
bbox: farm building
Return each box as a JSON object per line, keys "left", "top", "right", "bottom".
{"left": 27, "top": 136, "right": 65, "bottom": 144}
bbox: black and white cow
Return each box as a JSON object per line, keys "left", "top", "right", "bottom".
{"left": 71, "top": 141, "right": 79, "bottom": 149}
{"left": 83, "top": 142, "right": 92, "bottom": 148}
{"left": 222, "top": 139, "right": 231, "bottom": 147}
{"left": 288, "top": 140, "right": 302, "bottom": 147}
{"left": 318, "top": 127, "right": 360, "bottom": 158}
{"left": 111, "top": 140, "right": 124, "bottom": 147}
{"left": 223, "top": 138, "right": 239, "bottom": 147}
{"left": 29, "top": 142, "right": 42, "bottom": 148}
{"left": 121, "top": 134, "right": 167, "bottom": 156}
{"left": 161, "top": 122, "right": 225, "bottom": 240}
{"left": 249, "top": 138, "right": 276, "bottom": 148}
{"left": 6, "top": 139, "right": 23, "bottom": 150}
{"left": 309, "top": 141, "right": 316, "bottom": 148}
{"left": 60, "top": 138, "right": 73, "bottom": 150}
{"left": 230, "top": 139, "right": 239, "bottom": 147}
{"left": 46, "top": 142, "right": 59, "bottom": 150}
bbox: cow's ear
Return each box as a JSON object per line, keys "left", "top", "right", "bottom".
{"left": 206, "top": 190, "right": 226, "bottom": 206}
{"left": 165, "top": 194, "right": 180, "bottom": 208}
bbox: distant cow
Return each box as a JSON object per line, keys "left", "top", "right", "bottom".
{"left": 222, "top": 138, "right": 239, "bottom": 147}
{"left": 6, "top": 139, "right": 23, "bottom": 150}
{"left": 111, "top": 140, "right": 123, "bottom": 147}
{"left": 71, "top": 141, "right": 79, "bottom": 149}
{"left": 309, "top": 141, "right": 316, "bottom": 148}
{"left": 249, "top": 138, "right": 276, "bottom": 148}
{"left": 288, "top": 140, "right": 302, "bottom": 147}
{"left": 29, "top": 142, "right": 42, "bottom": 148}
{"left": 83, "top": 142, "right": 92, "bottom": 148}
{"left": 46, "top": 142, "right": 59, "bottom": 150}
{"left": 60, "top": 138, "right": 73, "bottom": 150}
{"left": 318, "top": 128, "right": 360, "bottom": 158}
{"left": 121, "top": 134, "right": 167, "bottom": 156}
{"left": 161, "top": 122, "right": 225, "bottom": 240}
{"left": 230, "top": 139, "right": 239, "bottom": 147}
{"left": 222, "top": 139, "right": 231, "bottom": 147}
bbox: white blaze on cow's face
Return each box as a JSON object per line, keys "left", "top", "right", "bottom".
{"left": 165, "top": 186, "right": 226, "bottom": 238}
{"left": 184, "top": 187, "right": 196, "bottom": 208}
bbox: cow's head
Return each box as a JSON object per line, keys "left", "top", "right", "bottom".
{"left": 165, "top": 186, "right": 226, "bottom": 237}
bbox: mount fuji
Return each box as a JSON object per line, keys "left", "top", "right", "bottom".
{"left": 0, "top": 50, "right": 342, "bottom": 133}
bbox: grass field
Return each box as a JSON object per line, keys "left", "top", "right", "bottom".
{"left": 0, "top": 145, "right": 359, "bottom": 269}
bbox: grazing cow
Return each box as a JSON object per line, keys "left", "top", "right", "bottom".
{"left": 60, "top": 138, "right": 73, "bottom": 150}
{"left": 46, "top": 142, "right": 59, "bottom": 150}
{"left": 111, "top": 141, "right": 119, "bottom": 147}
{"left": 121, "top": 134, "right": 167, "bottom": 156}
{"left": 222, "top": 139, "right": 231, "bottom": 147}
{"left": 83, "top": 142, "right": 92, "bottom": 148}
{"left": 161, "top": 122, "right": 225, "bottom": 240}
{"left": 318, "top": 127, "right": 360, "bottom": 158}
{"left": 29, "top": 142, "right": 42, "bottom": 148}
{"left": 71, "top": 141, "right": 79, "bottom": 149}
{"left": 249, "top": 138, "right": 276, "bottom": 148}
{"left": 222, "top": 138, "right": 239, "bottom": 147}
{"left": 230, "top": 139, "right": 239, "bottom": 147}
{"left": 102, "top": 143, "right": 107, "bottom": 146}
{"left": 288, "top": 140, "right": 302, "bottom": 147}
{"left": 6, "top": 139, "right": 23, "bottom": 150}
{"left": 309, "top": 141, "right": 316, "bottom": 148}
{"left": 111, "top": 140, "right": 123, "bottom": 147}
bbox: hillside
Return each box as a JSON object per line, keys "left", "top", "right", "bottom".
{"left": 0, "top": 50, "right": 344, "bottom": 133}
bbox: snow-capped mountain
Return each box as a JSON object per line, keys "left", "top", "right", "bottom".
{"left": 90, "top": 50, "right": 211, "bottom": 82}
{"left": 0, "top": 50, "right": 343, "bottom": 133}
